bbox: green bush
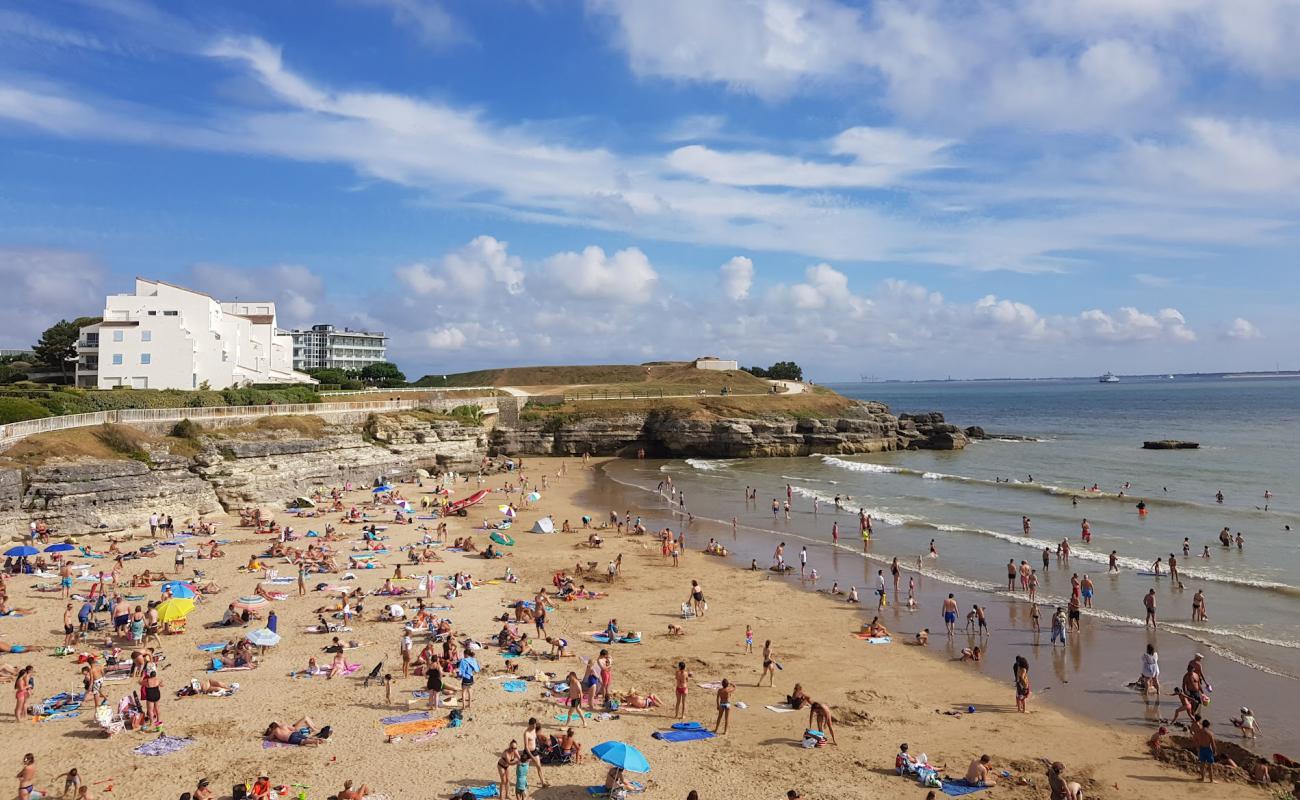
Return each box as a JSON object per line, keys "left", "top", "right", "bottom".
{"left": 170, "top": 419, "right": 204, "bottom": 439}
{"left": 0, "top": 397, "right": 52, "bottom": 424}
{"left": 448, "top": 404, "right": 485, "bottom": 425}
{"left": 93, "top": 423, "right": 149, "bottom": 462}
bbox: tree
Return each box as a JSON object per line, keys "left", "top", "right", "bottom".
{"left": 306, "top": 368, "right": 350, "bottom": 385}
{"left": 766, "top": 361, "right": 803, "bottom": 381}
{"left": 742, "top": 365, "right": 768, "bottom": 378}
{"left": 33, "top": 317, "right": 101, "bottom": 380}
{"left": 359, "top": 361, "right": 407, "bottom": 387}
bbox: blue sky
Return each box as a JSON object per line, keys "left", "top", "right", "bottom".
{"left": 1, "top": 0, "right": 1297, "bottom": 380}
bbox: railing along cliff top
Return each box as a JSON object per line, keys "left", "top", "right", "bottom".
{"left": 0, "top": 395, "right": 499, "bottom": 449}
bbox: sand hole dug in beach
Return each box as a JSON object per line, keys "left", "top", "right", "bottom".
{"left": 1156, "top": 736, "right": 1290, "bottom": 784}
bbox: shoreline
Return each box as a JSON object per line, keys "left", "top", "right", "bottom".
{"left": 0, "top": 456, "right": 1275, "bottom": 799}
{"left": 590, "top": 458, "right": 1299, "bottom": 767}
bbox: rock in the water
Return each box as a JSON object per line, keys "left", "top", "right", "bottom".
{"left": 963, "top": 426, "right": 986, "bottom": 440}
{"left": 1142, "top": 440, "right": 1200, "bottom": 450}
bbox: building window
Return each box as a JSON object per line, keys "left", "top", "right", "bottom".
{"left": 112, "top": 354, "right": 123, "bottom": 365}
{"left": 113, "top": 330, "right": 124, "bottom": 342}
{"left": 147, "top": 310, "right": 157, "bottom": 316}
{"left": 141, "top": 330, "right": 152, "bottom": 342}
{"left": 163, "top": 310, "right": 178, "bottom": 316}
{"left": 140, "top": 353, "right": 151, "bottom": 365}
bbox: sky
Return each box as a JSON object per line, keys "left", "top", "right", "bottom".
{"left": 1, "top": 0, "right": 1297, "bottom": 381}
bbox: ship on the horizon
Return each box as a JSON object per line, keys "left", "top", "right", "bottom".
{"left": 1099, "top": 371, "right": 1120, "bottom": 383}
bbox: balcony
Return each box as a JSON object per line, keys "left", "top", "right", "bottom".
{"left": 78, "top": 337, "right": 100, "bottom": 350}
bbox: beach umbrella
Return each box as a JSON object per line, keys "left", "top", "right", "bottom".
{"left": 245, "top": 628, "right": 281, "bottom": 647}
{"left": 160, "top": 581, "right": 196, "bottom": 599}
{"left": 154, "top": 597, "right": 195, "bottom": 623}
{"left": 4, "top": 545, "right": 38, "bottom": 557}
{"left": 526, "top": 492, "right": 541, "bottom": 502}
{"left": 44, "top": 543, "right": 77, "bottom": 553}
{"left": 498, "top": 505, "right": 516, "bottom": 518}
{"left": 237, "top": 595, "right": 268, "bottom": 607}
{"left": 372, "top": 485, "right": 392, "bottom": 493}
{"left": 416, "top": 468, "right": 430, "bottom": 478}
{"left": 291, "top": 497, "right": 315, "bottom": 509}
{"left": 591, "top": 741, "right": 651, "bottom": 773}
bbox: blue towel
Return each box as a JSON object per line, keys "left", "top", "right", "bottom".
{"left": 502, "top": 680, "right": 527, "bottom": 693}
{"left": 652, "top": 728, "right": 715, "bottom": 742}
{"left": 671, "top": 721, "right": 704, "bottom": 730}
{"left": 940, "top": 782, "right": 987, "bottom": 797}
{"left": 196, "top": 643, "right": 223, "bottom": 652}
{"left": 459, "top": 786, "right": 499, "bottom": 799}
{"left": 585, "top": 782, "right": 644, "bottom": 796}
{"left": 554, "top": 712, "right": 593, "bottom": 722}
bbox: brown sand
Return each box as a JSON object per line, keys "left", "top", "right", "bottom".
{"left": 0, "top": 457, "right": 1273, "bottom": 799}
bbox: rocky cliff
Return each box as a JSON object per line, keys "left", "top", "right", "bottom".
{"left": 0, "top": 413, "right": 488, "bottom": 537}
{"left": 490, "top": 401, "right": 969, "bottom": 458}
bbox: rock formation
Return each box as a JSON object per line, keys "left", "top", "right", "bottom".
{"left": 491, "top": 401, "right": 968, "bottom": 457}
{"left": 1142, "top": 440, "right": 1200, "bottom": 450}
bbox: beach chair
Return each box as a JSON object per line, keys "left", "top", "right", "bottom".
{"left": 680, "top": 603, "right": 695, "bottom": 619}
{"left": 95, "top": 702, "right": 124, "bottom": 737}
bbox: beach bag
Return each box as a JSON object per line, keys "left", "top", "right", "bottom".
{"left": 448, "top": 708, "right": 463, "bottom": 728}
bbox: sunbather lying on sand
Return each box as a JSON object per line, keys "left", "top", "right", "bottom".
{"left": 264, "top": 717, "right": 330, "bottom": 746}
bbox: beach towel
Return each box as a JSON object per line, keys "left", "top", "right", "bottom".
{"left": 134, "top": 735, "right": 196, "bottom": 757}
{"left": 765, "top": 704, "right": 796, "bottom": 713}
{"left": 502, "top": 680, "right": 527, "bottom": 693}
{"left": 456, "top": 787, "right": 499, "bottom": 799}
{"left": 939, "top": 783, "right": 987, "bottom": 797}
{"left": 671, "top": 721, "right": 704, "bottom": 730}
{"left": 262, "top": 739, "right": 295, "bottom": 749}
{"left": 696, "top": 682, "right": 723, "bottom": 690}
{"left": 380, "top": 710, "right": 429, "bottom": 726}
{"left": 867, "top": 637, "right": 892, "bottom": 644}
{"left": 554, "top": 712, "right": 593, "bottom": 722}
{"left": 384, "top": 717, "right": 448, "bottom": 737}
{"left": 591, "top": 633, "right": 641, "bottom": 644}
{"left": 585, "top": 782, "right": 644, "bottom": 796}
{"left": 196, "top": 643, "right": 224, "bottom": 652}
{"left": 652, "top": 729, "right": 715, "bottom": 743}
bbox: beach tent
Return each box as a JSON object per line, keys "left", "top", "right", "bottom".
{"left": 416, "top": 468, "right": 431, "bottom": 478}
{"left": 530, "top": 517, "right": 555, "bottom": 534}
{"left": 290, "top": 497, "right": 315, "bottom": 509}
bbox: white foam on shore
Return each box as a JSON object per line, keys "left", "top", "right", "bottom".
{"left": 818, "top": 455, "right": 902, "bottom": 474}
{"left": 789, "top": 486, "right": 919, "bottom": 526}
{"left": 684, "top": 458, "right": 741, "bottom": 472}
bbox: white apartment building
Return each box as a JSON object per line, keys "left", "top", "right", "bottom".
{"left": 290, "top": 324, "right": 388, "bottom": 372}
{"left": 75, "top": 278, "right": 315, "bottom": 389}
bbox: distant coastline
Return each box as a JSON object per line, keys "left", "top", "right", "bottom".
{"left": 838, "top": 370, "right": 1300, "bottom": 384}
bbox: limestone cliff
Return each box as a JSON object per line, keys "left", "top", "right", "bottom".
{"left": 490, "top": 401, "right": 968, "bottom": 457}
{"left": 0, "top": 413, "right": 488, "bottom": 538}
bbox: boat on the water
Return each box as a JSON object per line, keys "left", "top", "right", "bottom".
{"left": 1099, "top": 372, "right": 1120, "bottom": 383}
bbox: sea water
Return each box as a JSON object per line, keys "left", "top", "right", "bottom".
{"left": 595, "top": 376, "right": 1300, "bottom": 755}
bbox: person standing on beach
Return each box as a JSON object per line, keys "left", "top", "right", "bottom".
{"left": 1108, "top": 551, "right": 1119, "bottom": 573}
{"left": 1192, "top": 589, "right": 1207, "bottom": 622}
{"left": 876, "top": 570, "right": 888, "bottom": 610}
{"left": 1007, "top": 560, "right": 1017, "bottom": 591}
{"left": 1141, "top": 644, "right": 1160, "bottom": 698}
{"left": 563, "top": 671, "right": 587, "bottom": 727}
{"left": 674, "top": 662, "right": 690, "bottom": 719}
{"left": 799, "top": 547, "right": 807, "bottom": 576}
{"left": 759, "top": 641, "right": 777, "bottom": 686}
{"left": 1190, "top": 719, "right": 1218, "bottom": 783}
{"left": 831, "top": 521, "right": 838, "bottom": 546}
{"left": 713, "top": 679, "right": 734, "bottom": 735}
{"left": 1050, "top": 607, "right": 1067, "bottom": 646}
{"left": 891, "top": 558, "right": 901, "bottom": 593}
{"left": 1022, "top": 516, "right": 1031, "bottom": 536}
{"left": 1144, "top": 589, "right": 1157, "bottom": 628}
{"left": 1013, "top": 656, "right": 1030, "bottom": 712}
{"left": 1027, "top": 570, "right": 1038, "bottom": 603}
{"left": 942, "top": 594, "right": 958, "bottom": 636}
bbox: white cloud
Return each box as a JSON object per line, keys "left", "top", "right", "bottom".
{"left": 784, "top": 263, "right": 869, "bottom": 317}
{"left": 1076, "top": 306, "right": 1195, "bottom": 343}
{"left": 424, "top": 326, "right": 467, "bottom": 350}
{"left": 350, "top": 0, "right": 467, "bottom": 47}
{"left": 187, "top": 263, "right": 325, "bottom": 327}
{"left": 0, "top": 249, "right": 107, "bottom": 348}
{"left": 668, "top": 126, "right": 951, "bottom": 188}
{"left": 396, "top": 236, "right": 525, "bottom": 296}
{"left": 719, "top": 256, "right": 754, "bottom": 300}
{"left": 1224, "top": 318, "right": 1262, "bottom": 340}
{"left": 543, "top": 245, "right": 657, "bottom": 301}
{"left": 973, "top": 295, "right": 1049, "bottom": 340}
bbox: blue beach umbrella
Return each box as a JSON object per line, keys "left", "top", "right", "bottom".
{"left": 160, "top": 581, "right": 197, "bottom": 599}
{"left": 44, "top": 543, "right": 77, "bottom": 553}
{"left": 4, "top": 546, "right": 38, "bottom": 557}
{"left": 591, "top": 741, "right": 651, "bottom": 773}
{"left": 372, "top": 485, "right": 393, "bottom": 493}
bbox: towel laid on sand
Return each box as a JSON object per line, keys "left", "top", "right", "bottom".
{"left": 502, "top": 680, "right": 527, "bottom": 693}
{"left": 384, "top": 717, "right": 448, "bottom": 737}
{"left": 456, "top": 786, "right": 498, "bottom": 798}
{"left": 380, "top": 710, "right": 429, "bottom": 726}
{"left": 134, "top": 736, "right": 196, "bottom": 757}
{"left": 652, "top": 728, "right": 715, "bottom": 743}
{"left": 585, "top": 782, "right": 644, "bottom": 796}
{"left": 940, "top": 782, "right": 988, "bottom": 797}
{"left": 765, "top": 704, "right": 796, "bottom": 713}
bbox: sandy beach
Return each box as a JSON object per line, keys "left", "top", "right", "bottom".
{"left": 0, "top": 456, "right": 1277, "bottom": 799}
